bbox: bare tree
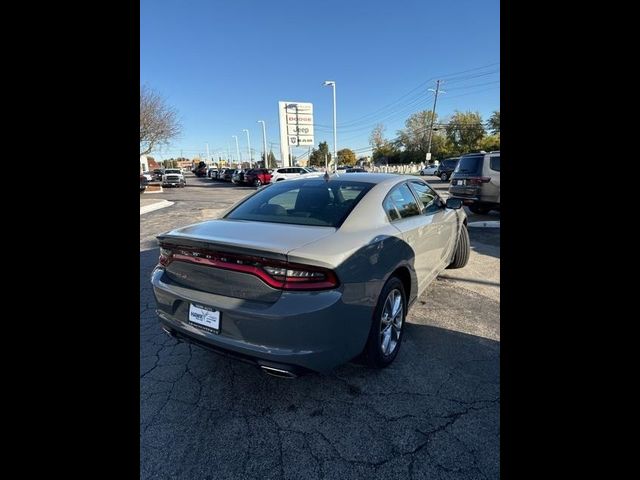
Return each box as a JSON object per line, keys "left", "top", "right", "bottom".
{"left": 140, "top": 85, "right": 181, "bottom": 156}
{"left": 369, "top": 123, "right": 386, "bottom": 149}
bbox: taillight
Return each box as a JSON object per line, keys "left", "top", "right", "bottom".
{"left": 157, "top": 244, "right": 339, "bottom": 291}
{"left": 159, "top": 247, "right": 173, "bottom": 266}
{"left": 468, "top": 176, "right": 491, "bottom": 185}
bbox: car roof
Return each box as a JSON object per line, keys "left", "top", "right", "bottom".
{"left": 285, "top": 172, "right": 416, "bottom": 186}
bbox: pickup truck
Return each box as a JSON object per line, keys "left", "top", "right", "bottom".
{"left": 162, "top": 168, "right": 186, "bottom": 188}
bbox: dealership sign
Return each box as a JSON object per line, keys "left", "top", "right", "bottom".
{"left": 278, "top": 101, "right": 315, "bottom": 166}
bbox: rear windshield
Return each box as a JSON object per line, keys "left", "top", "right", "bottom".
{"left": 442, "top": 159, "right": 458, "bottom": 168}
{"left": 225, "top": 179, "right": 374, "bottom": 227}
{"left": 455, "top": 155, "right": 483, "bottom": 174}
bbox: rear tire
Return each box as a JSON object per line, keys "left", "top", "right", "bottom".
{"left": 448, "top": 225, "right": 470, "bottom": 269}
{"left": 440, "top": 172, "right": 449, "bottom": 181}
{"left": 254, "top": 179, "right": 262, "bottom": 187}
{"left": 363, "top": 277, "right": 406, "bottom": 369}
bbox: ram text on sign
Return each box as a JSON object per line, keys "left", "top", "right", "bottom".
{"left": 288, "top": 136, "right": 314, "bottom": 146}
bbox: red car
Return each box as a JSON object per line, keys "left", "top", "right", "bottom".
{"left": 244, "top": 168, "right": 272, "bottom": 187}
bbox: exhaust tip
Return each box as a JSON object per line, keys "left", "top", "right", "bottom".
{"left": 260, "top": 365, "right": 298, "bottom": 379}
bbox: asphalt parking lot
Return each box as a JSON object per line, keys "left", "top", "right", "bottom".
{"left": 140, "top": 173, "right": 500, "bottom": 479}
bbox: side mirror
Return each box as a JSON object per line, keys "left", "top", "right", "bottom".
{"left": 445, "top": 198, "right": 463, "bottom": 209}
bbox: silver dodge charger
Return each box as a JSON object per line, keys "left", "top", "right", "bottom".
{"left": 151, "top": 173, "right": 470, "bottom": 377}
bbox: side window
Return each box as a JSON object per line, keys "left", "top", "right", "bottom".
{"left": 410, "top": 181, "right": 440, "bottom": 215}
{"left": 490, "top": 155, "right": 500, "bottom": 171}
{"left": 383, "top": 196, "right": 400, "bottom": 221}
{"left": 387, "top": 183, "right": 421, "bottom": 219}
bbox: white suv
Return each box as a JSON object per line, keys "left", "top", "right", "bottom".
{"left": 270, "top": 166, "right": 315, "bottom": 182}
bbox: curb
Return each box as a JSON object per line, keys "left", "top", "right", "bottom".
{"left": 467, "top": 221, "right": 500, "bottom": 228}
{"left": 140, "top": 200, "right": 174, "bottom": 215}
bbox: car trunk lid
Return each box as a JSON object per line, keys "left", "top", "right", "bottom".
{"left": 157, "top": 220, "right": 336, "bottom": 302}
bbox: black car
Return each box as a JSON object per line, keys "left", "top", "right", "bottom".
{"left": 140, "top": 174, "right": 148, "bottom": 193}
{"left": 152, "top": 169, "right": 164, "bottom": 181}
{"left": 194, "top": 161, "right": 208, "bottom": 177}
{"left": 434, "top": 157, "right": 460, "bottom": 182}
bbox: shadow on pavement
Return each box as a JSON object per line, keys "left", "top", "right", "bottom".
{"left": 139, "top": 248, "right": 500, "bottom": 479}
{"left": 469, "top": 228, "right": 500, "bottom": 260}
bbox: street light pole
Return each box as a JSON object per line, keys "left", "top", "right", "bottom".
{"left": 257, "top": 120, "right": 267, "bottom": 168}
{"left": 323, "top": 80, "right": 337, "bottom": 171}
{"left": 232, "top": 135, "right": 241, "bottom": 166}
{"left": 206, "top": 143, "right": 210, "bottom": 163}
{"left": 242, "top": 129, "right": 252, "bottom": 168}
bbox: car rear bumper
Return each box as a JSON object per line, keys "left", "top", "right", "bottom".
{"left": 151, "top": 266, "right": 374, "bottom": 373}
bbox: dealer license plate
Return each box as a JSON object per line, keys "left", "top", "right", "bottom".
{"left": 188, "top": 304, "right": 220, "bottom": 334}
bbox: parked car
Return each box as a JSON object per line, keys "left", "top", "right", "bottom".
{"left": 151, "top": 173, "right": 470, "bottom": 376}
{"left": 448, "top": 151, "right": 500, "bottom": 214}
{"left": 194, "top": 162, "right": 208, "bottom": 177}
{"left": 434, "top": 157, "right": 460, "bottom": 182}
{"left": 140, "top": 174, "right": 148, "bottom": 193}
{"left": 221, "top": 168, "right": 235, "bottom": 182}
{"left": 232, "top": 169, "right": 251, "bottom": 184}
{"left": 207, "top": 168, "right": 219, "bottom": 179}
{"left": 152, "top": 169, "right": 164, "bottom": 181}
{"left": 162, "top": 168, "right": 186, "bottom": 188}
{"left": 244, "top": 168, "right": 272, "bottom": 187}
{"left": 419, "top": 163, "right": 439, "bottom": 176}
{"left": 141, "top": 171, "right": 154, "bottom": 182}
{"left": 270, "top": 166, "right": 315, "bottom": 182}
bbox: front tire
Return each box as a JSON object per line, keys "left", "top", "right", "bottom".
{"left": 448, "top": 225, "right": 470, "bottom": 269}
{"left": 440, "top": 172, "right": 449, "bottom": 182}
{"left": 254, "top": 179, "right": 262, "bottom": 187}
{"left": 363, "top": 277, "right": 406, "bottom": 369}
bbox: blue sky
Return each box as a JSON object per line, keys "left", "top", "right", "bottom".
{"left": 140, "top": 0, "right": 499, "bottom": 162}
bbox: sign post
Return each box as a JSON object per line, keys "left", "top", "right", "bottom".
{"left": 278, "top": 101, "right": 314, "bottom": 167}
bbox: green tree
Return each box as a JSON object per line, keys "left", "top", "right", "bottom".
{"left": 372, "top": 141, "right": 400, "bottom": 164}
{"left": 487, "top": 111, "right": 500, "bottom": 134}
{"left": 260, "top": 150, "right": 277, "bottom": 168}
{"left": 337, "top": 148, "right": 356, "bottom": 166}
{"left": 445, "top": 111, "right": 486, "bottom": 155}
{"left": 396, "top": 110, "right": 436, "bottom": 153}
{"left": 309, "top": 141, "right": 332, "bottom": 167}
{"left": 479, "top": 134, "right": 500, "bottom": 152}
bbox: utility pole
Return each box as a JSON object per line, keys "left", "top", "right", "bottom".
{"left": 206, "top": 143, "right": 210, "bottom": 164}
{"left": 426, "top": 80, "right": 445, "bottom": 161}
